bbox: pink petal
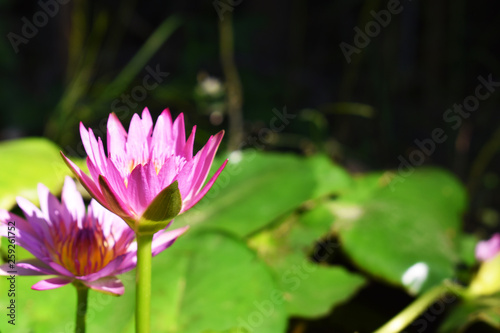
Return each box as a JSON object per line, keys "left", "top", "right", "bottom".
{"left": 126, "top": 110, "right": 153, "bottom": 163}
{"left": 99, "top": 159, "right": 129, "bottom": 203}
{"left": 126, "top": 163, "right": 161, "bottom": 216}
{"left": 32, "top": 277, "right": 72, "bottom": 290}
{"left": 80, "top": 124, "right": 106, "bottom": 174}
{"left": 61, "top": 152, "right": 107, "bottom": 205}
{"left": 98, "top": 175, "right": 135, "bottom": 222}
{"left": 172, "top": 112, "right": 186, "bottom": 155}
{"left": 151, "top": 109, "right": 174, "bottom": 160}
{"left": 183, "top": 125, "right": 197, "bottom": 160}
{"left": 476, "top": 233, "right": 500, "bottom": 262}
{"left": 107, "top": 112, "right": 128, "bottom": 159}
{"left": 157, "top": 156, "right": 182, "bottom": 189}
{"left": 188, "top": 131, "right": 225, "bottom": 196}
{"left": 84, "top": 276, "right": 124, "bottom": 295}
{"left": 182, "top": 159, "right": 228, "bottom": 213}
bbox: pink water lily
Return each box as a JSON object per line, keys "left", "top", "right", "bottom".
{"left": 476, "top": 233, "right": 500, "bottom": 262}
{"left": 61, "top": 108, "right": 227, "bottom": 232}
{"left": 0, "top": 177, "right": 188, "bottom": 295}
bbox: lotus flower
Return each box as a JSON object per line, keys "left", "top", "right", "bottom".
{"left": 0, "top": 177, "right": 188, "bottom": 294}
{"left": 476, "top": 233, "right": 500, "bottom": 262}
{"left": 61, "top": 108, "right": 227, "bottom": 233}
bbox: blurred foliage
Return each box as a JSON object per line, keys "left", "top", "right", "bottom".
{"left": 0, "top": 138, "right": 86, "bottom": 210}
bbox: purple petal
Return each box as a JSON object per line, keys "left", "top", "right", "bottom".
{"left": 88, "top": 199, "right": 131, "bottom": 239}
{"left": 37, "top": 183, "right": 62, "bottom": 228}
{"left": 48, "top": 262, "right": 75, "bottom": 277}
{"left": 0, "top": 210, "right": 50, "bottom": 262}
{"left": 32, "top": 277, "right": 72, "bottom": 290}
{"left": 152, "top": 226, "right": 189, "bottom": 256}
{"left": 0, "top": 209, "right": 34, "bottom": 238}
{"left": 14, "top": 197, "right": 53, "bottom": 253}
{"left": 60, "top": 176, "right": 86, "bottom": 227}
{"left": 0, "top": 259, "right": 58, "bottom": 276}
{"left": 84, "top": 276, "right": 124, "bottom": 295}
{"left": 80, "top": 256, "right": 124, "bottom": 282}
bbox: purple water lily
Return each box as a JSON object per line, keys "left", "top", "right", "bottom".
{"left": 0, "top": 177, "right": 188, "bottom": 295}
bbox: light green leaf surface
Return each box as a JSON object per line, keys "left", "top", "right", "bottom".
{"left": 249, "top": 204, "right": 366, "bottom": 319}
{"left": 175, "top": 151, "right": 351, "bottom": 237}
{"left": 333, "top": 169, "right": 468, "bottom": 294}
{"left": 0, "top": 231, "right": 287, "bottom": 333}
{"left": 0, "top": 138, "right": 78, "bottom": 210}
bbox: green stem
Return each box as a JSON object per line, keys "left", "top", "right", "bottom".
{"left": 373, "top": 284, "right": 454, "bottom": 333}
{"left": 136, "top": 233, "right": 153, "bottom": 333}
{"left": 75, "top": 283, "right": 89, "bottom": 333}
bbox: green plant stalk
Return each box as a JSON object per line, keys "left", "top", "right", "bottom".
{"left": 373, "top": 284, "right": 452, "bottom": 333}
{"left": 136, "top": 233, "right": 153, "bottom": 333}
{"left": 75, "top": 283, "right": 89, "bottom": 333}
{"left": 99, "top": 15, "right": 181, "bottom": 102}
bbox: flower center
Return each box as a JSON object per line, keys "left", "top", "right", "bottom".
{"left": 121, "top": 155, "right": 187, "bottom": 188}
{"left": 46, "top": 219, "right": 130, "bottom": 277}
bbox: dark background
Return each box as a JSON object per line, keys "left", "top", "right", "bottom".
{"left": 0, "top": 1, "right": 499, "bottom": 331}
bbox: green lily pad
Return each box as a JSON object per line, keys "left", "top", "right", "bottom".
{"left": 333, "top": 168, "right": 468, "bottom": 294}
{"left": 0, "top": 231, "right": 287, "bottom": 333}
{"left": 175, "top": 151, "right": 351, "bottom": 237}
{"left": 248, "top": 204, "right": 366, "bottom": 319}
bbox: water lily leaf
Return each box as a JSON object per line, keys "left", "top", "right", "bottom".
{"left": 0, "top": 231, "right": 287, "bottom": 333}
{"left": 333, "top": 168, "right": 468, "bottom": 294}
{"left": 175, "top": 151, "right": 351, "bottom": 237}
{"left": 0, "top": 137, "right": 82, "bottom": 210}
